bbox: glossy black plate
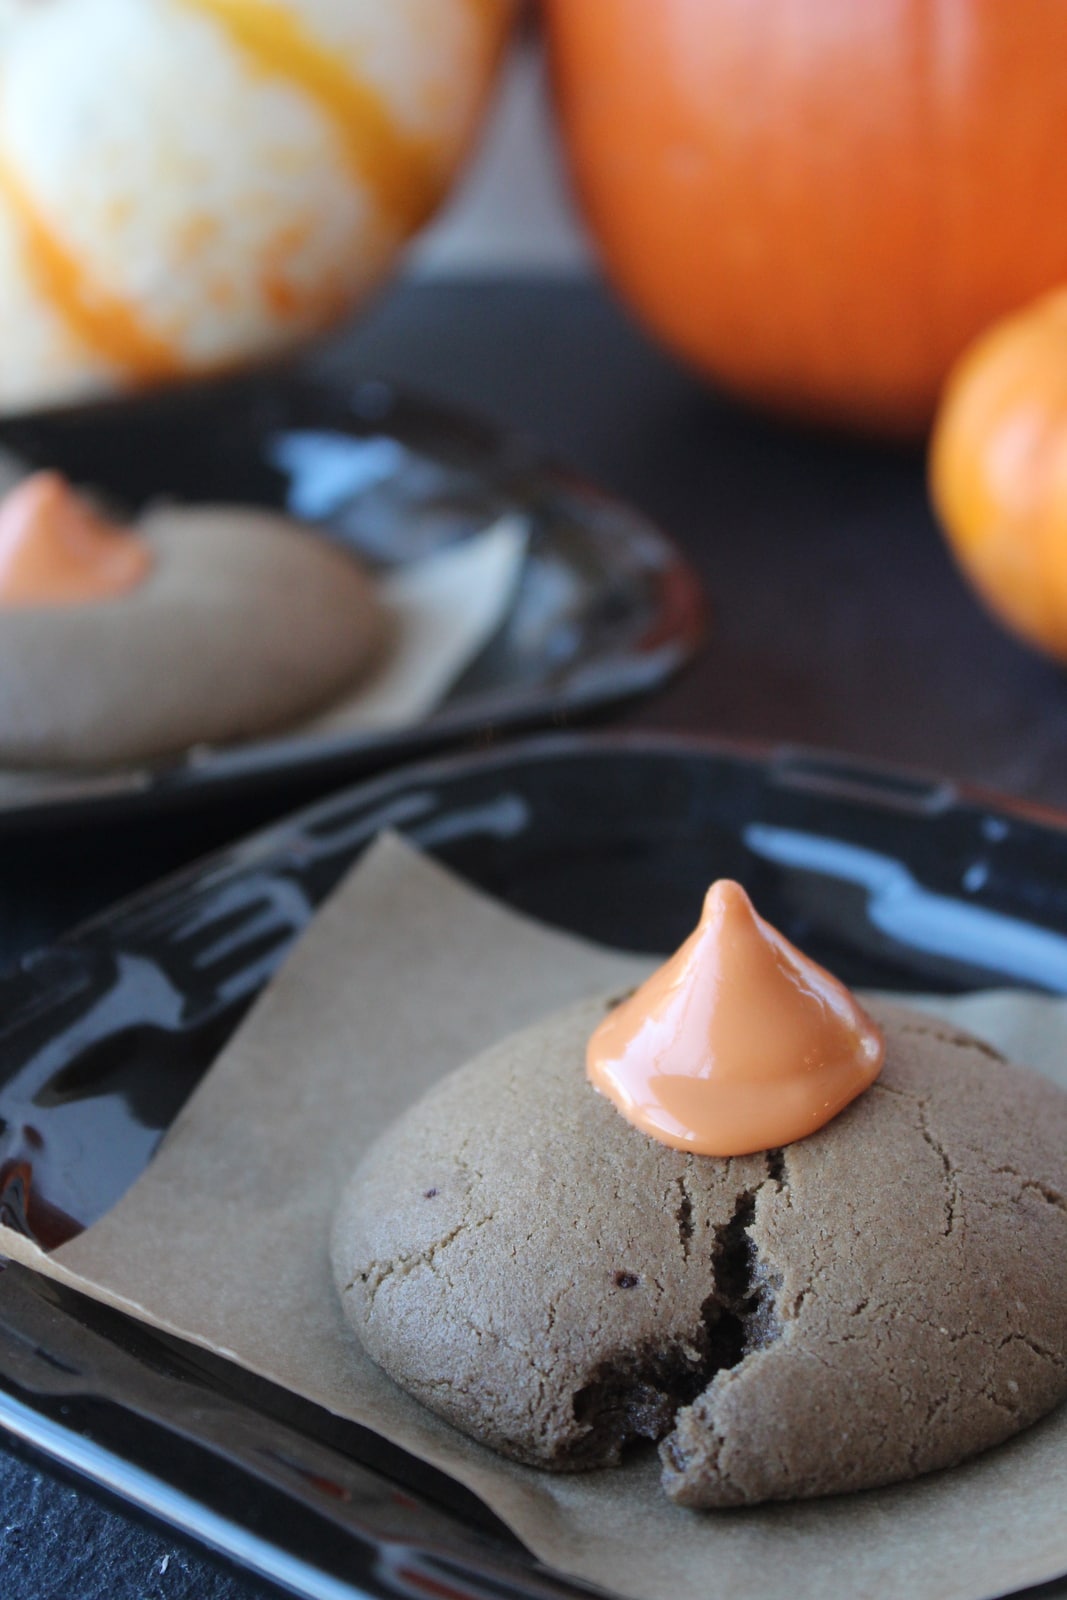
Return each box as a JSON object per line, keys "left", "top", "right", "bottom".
{"left": 0, "top": 374, "right": 703, "bottom": 830}
{"left": 1, "top": 733, "right": 1067, "bottom": 1600}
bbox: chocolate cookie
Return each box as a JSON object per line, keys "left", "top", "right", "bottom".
{"left": 331, "top": 996, "right": 1067, "bottom": 1507}
{"left": 0, "top": 505, "right": 386, "bottom": 766}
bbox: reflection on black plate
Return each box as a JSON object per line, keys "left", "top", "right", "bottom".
{"left": 1, "top": 734, "right": 1067, "bottom": 1600}
{"left": 0, "top": 374, "right": 703, "bottom": 828}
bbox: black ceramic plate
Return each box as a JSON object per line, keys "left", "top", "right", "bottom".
{"left": 1, "top": 733, "right": 1067, "bottom": 1600}
{"left": 0, "top": 374, "right": 703, "bottom": 830}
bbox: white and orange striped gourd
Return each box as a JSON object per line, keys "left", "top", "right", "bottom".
{"left": 0, "top": 0, "right": 511, "bottom": 413}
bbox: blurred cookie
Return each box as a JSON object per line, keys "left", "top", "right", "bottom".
{"left": 331, "top": 996, "right": 1067, "bottom": 1507}
{"left": 0, "top": 503, "right": 386, "bottom": 766}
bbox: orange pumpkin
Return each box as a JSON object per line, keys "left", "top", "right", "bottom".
{"left": 930, "top": 289, "right": 1067, "bottom": 664}
{"left": 545, "top": 0, "right": 1067, "bottom": 435}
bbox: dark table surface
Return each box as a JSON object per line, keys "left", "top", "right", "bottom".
{"left": 3, "top": 279, "right": 1067, "bottom": 1600}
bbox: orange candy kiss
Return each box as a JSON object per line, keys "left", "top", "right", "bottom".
{"left": 0, "top": 472, "right": 152, "bottom": 607}
{"left": 586, "top": 881, "right": 885, "bottom": 1157}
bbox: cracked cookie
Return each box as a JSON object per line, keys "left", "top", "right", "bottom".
{"left": 330, "top": 995, "right": 1067, "bottom": 1506}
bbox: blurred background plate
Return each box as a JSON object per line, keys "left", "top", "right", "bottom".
{"left": 0, "top": 732, "right": 1066, "bottom": 1600}
{"left": 0, "top": 370, "right": 704, "bottom": 832}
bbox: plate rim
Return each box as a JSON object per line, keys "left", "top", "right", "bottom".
{"left": 44, "top": 726, "right": 1067, "bottom": 955}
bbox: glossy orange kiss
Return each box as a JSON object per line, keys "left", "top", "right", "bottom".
{"left": 587, "top": 881, "right": 884, "bottom": 1157}
{"left": 0, "top": 473, "right": 152, "bottom": 607}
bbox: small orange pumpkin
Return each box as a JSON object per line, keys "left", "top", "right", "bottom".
{"left": 545, "top": 0, "right": 1067, "bottom": 435}
{"left": 930, "top": 289, "right": 1067, "bottom": 663}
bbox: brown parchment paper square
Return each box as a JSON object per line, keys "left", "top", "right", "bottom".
{"left": 2, "top": 834, "right": 1066, "bottom": 1600}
